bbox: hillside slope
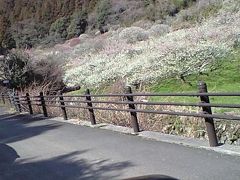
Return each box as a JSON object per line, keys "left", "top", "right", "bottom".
{"left": 55, "top": 0, "right": 239, "bottom": 89}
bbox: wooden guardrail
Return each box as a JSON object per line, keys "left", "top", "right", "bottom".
{"left": 1, "top": 81, "right": 240, "bottom": 147}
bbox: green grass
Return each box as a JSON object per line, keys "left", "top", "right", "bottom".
{"left": 149, "top": 52, "right": 240, "bottom": 106}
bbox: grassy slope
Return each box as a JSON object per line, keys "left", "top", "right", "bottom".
{"left": 71, "top": 51, "right": 240, "bottom": 106}
{"left": 149, "top": 51, "right": 240, "bottom": 105}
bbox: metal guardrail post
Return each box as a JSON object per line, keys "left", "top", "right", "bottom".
{"left": 26, "top": 93, "right": 33, "bottom": 115}
{"left": 58, "top": 91, "right": 68, "bottom": 120}
{"left": 198, "top": 81, "right": 218, "bottom": 147}
{"left": 125, "top": 86, "right": 140, "bottom": 133}
{"left": 85, "top": 89, "right": 96, "bottom": 125}
{"left": 39, "top": 92, "right": 48, "bottom": 117}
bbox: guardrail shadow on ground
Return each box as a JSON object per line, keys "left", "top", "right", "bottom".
{"left": 0, "top": 113, "right": 61, "bottom": 144}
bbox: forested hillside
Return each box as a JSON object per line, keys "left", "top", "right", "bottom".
{"left": 0, "top": 0, "right": 197, "bottom": 49}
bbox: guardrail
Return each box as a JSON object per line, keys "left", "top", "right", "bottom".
{"left": 1, "top": 81, "right": 240, "bottom": 147}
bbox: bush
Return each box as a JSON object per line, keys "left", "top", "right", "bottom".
{"left": 171, "top": 0, "right": 223, "bottom": 29}
{"left": 119, "top": 27, "right": 149, "bottom": 44}
{"left": 0, "top": 50, "right": 32, "bottom": 88}
{"left": 49, "top": 17, "right": 70, "bottom": 39}
{"left": 73, "top": 37, "right": 105, "bottom": 55}
{"left": 38, "top": 35, "right": 65, "bottom": 48}
{"left": 132, "top": 20, "right": 154, "bottom": 30}
{"left": 0, "top": 49, "right": 66, "bottom": 89}
{"left": 145, "top": 0, "right": 182, "bottom": 20}
{"left": 10, "top": 20, "right": 48, "bottom": 48}
{"left": 233, "top": 34, "right": 240, "bottom": 49}
{"left": 30, "top": 54, "right": 64, "bottom": 87}
{"left": 96, "top": 0, "right": 111, "bottom": 29}
{"left": 67, "top": 11, "right": 88, "bottom": 39}
{"left": 148, "top": 24, "right": 170, "bottom": 37}
{"left": 1, "top": 30, "right": 16, "bottom": 49}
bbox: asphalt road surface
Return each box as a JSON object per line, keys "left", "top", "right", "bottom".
{"left": 0, "top": 106, "right": 240, "bottom": 180}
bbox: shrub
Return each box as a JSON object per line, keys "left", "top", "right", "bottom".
{"left": 172, "top": 0, "right": 193, "bottom": 8}
{"left": 0, "top": 49, "right": 67, "bottom": 89}
{"left": 148, "top": 24, "right": 170, "bottom": 37}
{"left": 1, "top": 30, "right": 16, "bottom": 49}
{"left": 132, "top": 20, "right": 154, "bottom": 30}
{"left": 73, "top": 37, "right": 105, "bottom": 55}
{"left": 96, "top": 0, "right": 111, "bottom": 29}
{"left": 233, "top": 34, "right": 240, "bottom": 49}
{"left": 49, "top": 17, "right": 70, "bottom": 39}
{"left": 144, "top": 0, "right": 183, "bottom": 20}
{"left": 38, "top": 35, "right": 65, "bottom": 48}
{"left": 87, "top": 12, "right": 98, "bottom": 31}
{"left": 67, "top": 11, "right": 88, "bottom": 39}
{"left": 171, "top": 0, "right": 223, "bottom": 29}
{"left": 119, "top": 27, "right": 149, "bottom": 44}
{"left": 11, "top": 20, "right": 48, "bottom": 48}
{"left": 30, "top": 55, "right": 64, "bottom": 85}
{"left": 0, "top": 50, "right": 32, "bottom": 89}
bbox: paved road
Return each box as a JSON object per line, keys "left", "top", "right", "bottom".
{"left": 0, "top": 106, "right": 240, "bottom": 180}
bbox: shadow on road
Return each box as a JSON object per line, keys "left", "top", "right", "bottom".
{"left": 0, "top": 113, "right": 61, "bottom": 144}
{"left": 0, "top": 113, "right": 47, "bottom": 123}
{"left": 0, "top": 143, "right": 20, "bottom": 172}
{"left": 0, "top": 143, "right": 133, "bottom": 180}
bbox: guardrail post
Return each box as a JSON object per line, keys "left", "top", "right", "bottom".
{"left": 26, "top": 93, "right": 33, "bottom": 115}
{"left": 8, "top": 94, "right": 12, "bottom": 106}
{"left": 15, "top": 92, "right": 22, "bottom": 112}
{"left": 12, "top": 92, "right": 18, "bottom": 111}
{"left": 1, "top": 93, "right": 5, "bottom": 104}
{"left": 198, "top": 81, "right": 218, "bottom": 147}
{"left": 125, "top": 86, "right": 140, "bottom": 133}
{"left": 58, "top": 91, "right": 68, "bottom": 120}
{"left": 8, "top": 92, "right": 14, "bottom": 106}
{"left": 85, "top": 89, "right": 96, "bottom": 125}
{"left": 39, "top": 92, "right": 48, "bottom": 117}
